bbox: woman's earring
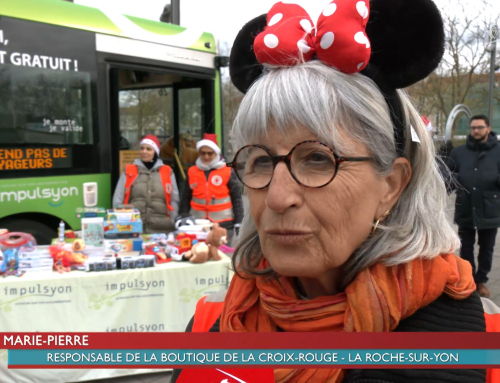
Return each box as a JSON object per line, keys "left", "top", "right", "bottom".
{"left": 371, "top": 210, "right": 391, "bottom": 235}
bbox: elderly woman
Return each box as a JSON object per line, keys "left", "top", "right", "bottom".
{"left": 173, "top": 0, "right": 498, "bottom": 382}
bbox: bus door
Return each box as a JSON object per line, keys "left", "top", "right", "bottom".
{"left": 109, "top": 66, "right": 215, "bottom": 195}
{"left": 172, "top": 80, "right": 215, "bottom": 191}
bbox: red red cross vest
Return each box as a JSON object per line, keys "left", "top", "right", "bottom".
{"left": 188, "top": 166, "right": 233, "bottom": 223}
{"left": 123, "top": 164, "right": 174, "bottom": 216}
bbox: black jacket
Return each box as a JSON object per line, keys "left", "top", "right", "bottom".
{"left": 178, "top": 168, "right": 244, "bottom": 230}
{"left": 447, "top": 132, "right": 500, "bottom": 229}
{"left": 172, "top": 292, "right": 486, "bottom": 383}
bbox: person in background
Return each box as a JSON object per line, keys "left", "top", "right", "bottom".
{"left": 438, "top": 139, "right": 454, "bottom": 164}
{"left": 177, "top": 133, "right": 243, "bottom": 236}
{"left": 113, "top": 134, "right": 179, "bottom": 234}
{"left": 437, "top": 139, "right": 454, "bottom": 193}
{"left": 447, "top": 115, "right": 500, "bottom": 298}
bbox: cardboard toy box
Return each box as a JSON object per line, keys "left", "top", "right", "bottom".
{"left": 19, "top": 258, "right": 54, "bottom": 268}
{"left": 82, "top": 218, "right": 104, "bottom": 247}
{"left": 85, "top": 256, "right": 116, "bottom": 272}
{"left": 103, "top": 220, "right": 143, "bottom": 236}
{"left": 142, "top": 233, "right": 168, "bottom": 243}
{"left": 107, "top": 208, "right": 141, "bottom": 222}
{"left": 116, "top": 255, "right": 155, "bottom": 270}
{"left": 76, "top": 207, "right": 106, "bottom": 219}
{"left": 18, "top": 246, "right": 52, "bottom": 260}
{"left": 18, "top": 266, "right": 53, "bottom": 274}
{"left": 104, "top": 238, "right": 143, "bottom": 253}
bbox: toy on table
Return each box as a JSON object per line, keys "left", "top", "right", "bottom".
{"left": 116, "top": 255, "right": 155, "bottom": 270}
{"left": 172, "top": 233, "right": 198, "bottom": 254}
{"left": 85, "top": 255, "right": 116, "bottom": 272}
{"left": 76, "top": 207, "right": 106, "bottom": 219}
{"left": 82, "top": 217, "right": 104, "bottom": 247}
{"left": 70, "top": 239, "right": 88, "bottom": 269}
{"left": 182, "top": 224, "right": 227, "bottom": 263}
{"left": 48, "top": 245, "right": 72, "bottom": 273}
{"left": 107, "top": 208, "right": 141, "bottom": 221}
{"left": 1, "top": 249, "right": 25, "bottom": 277}
{"left": 58, "top": 221, "right": 67, "bottom": 243}
{"left": 183, "top": 242, "right": 209, "bottom": 264}
{"left": 205, "top": 223, "right": 227, "bottom": 261}
{"left": 65, "top": 230, "right": 76, "bottom": 239}
{"left": 114, "top": 204, "right": 135, "bottom": 210}
{"left": 0, "top": 232, "right": 36, "bottom": 277}
{"left": 144, "top": 244, "right": 170, "bottom": 264}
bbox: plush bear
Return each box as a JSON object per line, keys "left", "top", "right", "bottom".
{"left": 183, "top": 242, "right": 209, "bottom": 264}
{"left": 70, "top": 239, "right": 88, "bottom": 267}
{"left": 206, "top": 223, "right": 228, "bottom": 261}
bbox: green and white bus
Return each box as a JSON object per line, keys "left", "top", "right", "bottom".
{"left": 0, "top": 0, "right": 227, "bottom": 243}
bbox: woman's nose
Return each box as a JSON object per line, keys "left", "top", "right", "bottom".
{"left": 265, "top": 162, "right": 303, "bottom": 212}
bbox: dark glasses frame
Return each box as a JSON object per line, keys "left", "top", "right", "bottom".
{"left": 227, "top": 140, "right": 374, "bottom": 189}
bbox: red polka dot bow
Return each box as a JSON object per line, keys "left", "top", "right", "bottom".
{"left": 254, "top": 0, "right": 371, "bottom": 74}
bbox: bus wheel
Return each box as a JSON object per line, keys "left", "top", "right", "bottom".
{"left": 0, "top": 219, "right": 57, "bottom": 245}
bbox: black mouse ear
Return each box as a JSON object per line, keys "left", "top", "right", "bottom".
{"left": 363, "top": 0, "right": 445, "bottom": 89}
{"left": 229, "top": 14, "right": 268, "bottom": 94}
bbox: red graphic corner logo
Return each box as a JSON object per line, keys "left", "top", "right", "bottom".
{"left": 177, "top": 368, "right": 274, "bottom": 382}
{"left": 211, "top": 175, "right": 223, "bottom": 186}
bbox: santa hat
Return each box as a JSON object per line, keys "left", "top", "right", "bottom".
{"left": 196, "top": 133, "right": 220, "bottom": 156}
{"left": 140, "top": 134, "right": 160, "bottom": 155}
{"left": 421, "top": 116, "right": 435, "bottom": 132}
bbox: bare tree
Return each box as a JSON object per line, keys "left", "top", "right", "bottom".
{"left": 407, "top": 0, "right": 499, "bottom": 133}
{"left": 120, "top": 89, "right": 168, "bottom": 138}
{"left": 218, "top": 42, "right": 245, "bottom": 159}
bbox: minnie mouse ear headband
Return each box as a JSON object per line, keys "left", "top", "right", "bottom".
{"left": 229, "top": 0, "right": 445, "bottom": 157}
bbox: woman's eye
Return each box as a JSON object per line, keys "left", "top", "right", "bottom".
{"left": 251, "top": 156, "right": 272, "bottom": 171}
{"left": 307, "top": 152, "right": 331, "bottom": 163}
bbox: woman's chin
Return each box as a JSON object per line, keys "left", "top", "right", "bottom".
{"left": 265, "top": 254, "right": 320, "bottom": 278}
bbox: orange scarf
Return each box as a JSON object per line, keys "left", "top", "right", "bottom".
{"left": 220, "top": 253, "right": 476, "bottom": 383}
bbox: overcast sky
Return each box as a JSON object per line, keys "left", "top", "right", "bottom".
{"left": 75, "top": 0, "right": 500, "bottom": 50}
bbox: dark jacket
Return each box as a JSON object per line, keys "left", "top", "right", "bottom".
{"left": 179, "top": 169, "right": 244, "bottom": 230}
{"left": 447, "top": 132, "right": 500, "bottom": 229}
{"left": 437, "top": 139, "right": 454, "bottom": 165}
{"left": 171, "top": 292, "right": 486, "bottom": 383}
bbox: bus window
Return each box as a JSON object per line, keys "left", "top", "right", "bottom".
{"left": 0, "top": 66, "right": 93, "bottom": 145}
{"left": 179, "top": 87, "right": 203, "bottom": 142}
{"left": 0, "top": 17, "right": 98, "bottom": 178}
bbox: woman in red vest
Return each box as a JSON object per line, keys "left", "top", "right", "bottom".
{"left": 113, "top": 135, "right": 179, "bottom": 234}
{"left": 178, "top": 133, "right": 243, "bottom": 235}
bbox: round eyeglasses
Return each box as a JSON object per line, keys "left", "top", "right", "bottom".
{"left": 227, "top": 140, "right": 374, "bottom": 189}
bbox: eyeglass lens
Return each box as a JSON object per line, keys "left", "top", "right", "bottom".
{"left": 233, "top": 142, "right": 336, "bottom": 188}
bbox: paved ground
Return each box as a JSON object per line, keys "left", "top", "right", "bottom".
{"left": 86, "top": 194, "right": 500, "bottom": 383}
{"left": 445, "top": 194, "right": 500, "bottom": 306}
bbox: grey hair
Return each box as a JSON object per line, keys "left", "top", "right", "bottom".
{"left": 231, "top": 60, "right": 459, "bottom": 285}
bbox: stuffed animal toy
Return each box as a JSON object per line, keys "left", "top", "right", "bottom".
{"left": 1, "top": 249, "right": 25, "bottom": 277}
{"left": 206, "top": 223, "right": 228, "bottom": 261}
{"left": 183, "top": 242, "right": 209, "bottom": 264}
{"left": 49, "top": 245, "right": 71, "bottom": 273}
{"left": 70, "top": 239, "right": 88, "bottom": 268}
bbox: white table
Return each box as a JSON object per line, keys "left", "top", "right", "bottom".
{"left": 0, "top": 257, "right": 232, "bottom": 382}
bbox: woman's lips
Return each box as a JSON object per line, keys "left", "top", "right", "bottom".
{"left": 265, "top": 230, "right": 313, "bottom": 245}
